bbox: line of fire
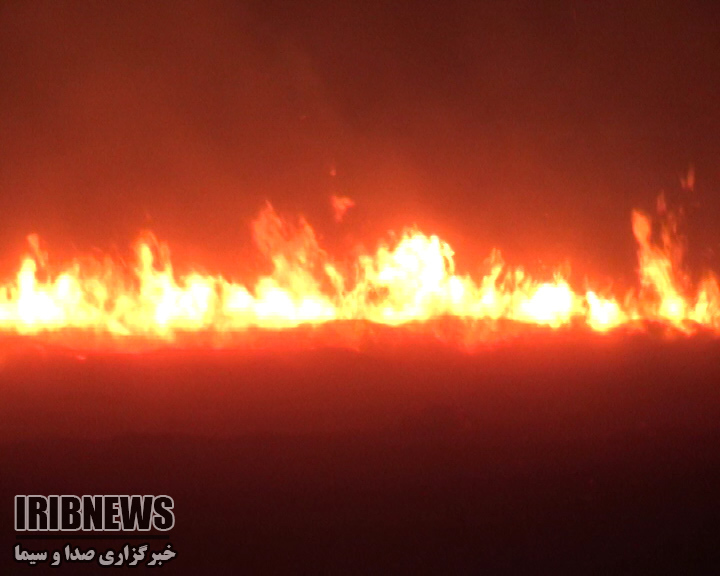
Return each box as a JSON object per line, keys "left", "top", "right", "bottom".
{"left": 0, "top": 192, "right": 718, "bottom": 350}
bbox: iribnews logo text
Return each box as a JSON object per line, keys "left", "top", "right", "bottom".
{"left": 15, "top": 495, "right": 174, "bottom": 531}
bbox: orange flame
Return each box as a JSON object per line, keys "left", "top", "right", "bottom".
{"left": 331, "top": 195, "right": 355, "bottom": 222}
{"left": 0, "top": 196, "right": 718, "bottom": 347}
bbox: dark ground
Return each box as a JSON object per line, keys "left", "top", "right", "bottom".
{"left": 1, "top": 330, "right": 720, "bottom": 574}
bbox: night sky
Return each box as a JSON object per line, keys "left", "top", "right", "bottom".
{"left": 0, "top": 0, "right": 719, "bottom": 285}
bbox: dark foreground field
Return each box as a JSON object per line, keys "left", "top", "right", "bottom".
{"left": 1, "top": 329, "right": 720, "bottom": 574}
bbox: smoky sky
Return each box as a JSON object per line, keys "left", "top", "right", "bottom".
{"left": 0, "top": 0, "right": 719, "bottom": 281}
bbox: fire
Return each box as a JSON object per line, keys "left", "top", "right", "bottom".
{"left": 0, "top": 196, "right": 718, "bottom": 346}
{"left": 331, "top": 195, "right": 355, "bottom": 222}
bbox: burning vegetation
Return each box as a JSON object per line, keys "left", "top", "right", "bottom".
{"left": 0, "top": 195, "right": 718, "bottom": 348}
